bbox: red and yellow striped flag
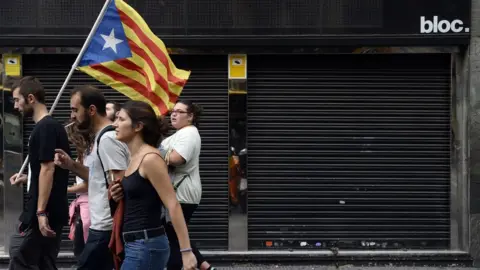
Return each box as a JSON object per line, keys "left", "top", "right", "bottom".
{"left": 77, "top": 0, "right": 190, "bottom": 116}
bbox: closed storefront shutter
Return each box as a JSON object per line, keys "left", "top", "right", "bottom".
{"left": 247, "top": 54, "right": 451, "bottom": 250}
{"left": 22, "top": 54, "right": 229, "bottom": 250}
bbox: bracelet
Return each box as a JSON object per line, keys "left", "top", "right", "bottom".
{"left": 180, "top": 248, "right": 192, "bottom": 253}
{"left": 36, "top": 210, "right": 47, "bottom": 217}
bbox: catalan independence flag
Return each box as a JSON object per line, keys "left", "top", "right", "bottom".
{"left": 77, "top": 0, "right": 190, "bottom": 116}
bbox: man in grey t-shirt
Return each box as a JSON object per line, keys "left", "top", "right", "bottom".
{"left": 86, "top": 127, "right": 129, "bottom": 231}
{"left": 54, "top": 86, "right": 129, "bottom": 270}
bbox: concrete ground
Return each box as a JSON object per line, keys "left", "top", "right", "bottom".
{"left": 218, "top": 267, "right": 477, "bottom": 270}
{"left": 27, "top": 266, "right": 477, "bottom": 270}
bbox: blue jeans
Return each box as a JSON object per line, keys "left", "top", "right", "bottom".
{"left": 121, "top": 234, "right": 170, "bottom": 270}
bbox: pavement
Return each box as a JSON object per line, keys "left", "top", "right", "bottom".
{"left": 12, "top": 266, "right": 475, "bottom": 270}
{"left": 217, "top": 267, "right": 478, "bottom": 270}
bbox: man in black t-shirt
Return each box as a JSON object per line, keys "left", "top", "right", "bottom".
{"left": 8, "top": 76, "right": 71, "bottom": 270}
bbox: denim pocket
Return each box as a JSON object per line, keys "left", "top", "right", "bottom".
{"left": 148, "top": 247, "right": 170, "bottom": 270}
{"left": 145, "top": 235, "right": 170, "bottom": 269}
{"left": 123, "top": 241, "right": 146, "bottom": 270}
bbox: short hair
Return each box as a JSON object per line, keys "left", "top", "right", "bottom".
{"left": 71, "top": 85, "right": 107, "bottom": 116}
{"left": 11, "top": 76, "right": 46, "bottom": 104}
{"left": 107, "top": 101, "right": 121, "bottom": 114}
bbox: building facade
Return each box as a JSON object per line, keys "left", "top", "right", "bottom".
{"left": 0, "top": 0, "right": 478, "bottom": 265}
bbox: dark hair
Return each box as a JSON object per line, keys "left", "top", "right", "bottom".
{"left": 107, "top": 101, "right": 121, "bottom": 114}
{"left": 176, "top": 99, "right": 203, "bottom": 127}
{"left": 11, "top": 76, "right": 46, "bottom": 104}
{"left": 122, "top": 100, "right": 169, "bottom": 147}
{"left": 71, "top": 85, "right": 107, "bottom": 116}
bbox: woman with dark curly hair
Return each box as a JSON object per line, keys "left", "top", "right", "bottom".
{"left": 66, "top": 123, "right": 93, "bottom": 257}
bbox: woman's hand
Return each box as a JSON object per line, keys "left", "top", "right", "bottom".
{"left": 181, "top": 250, "right": 197, "bottom": 270}
{"left": 109, "top": 180, "right": 124, "bottom": 202}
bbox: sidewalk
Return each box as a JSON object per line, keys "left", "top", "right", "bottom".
{"left": 43, "top": 265, "right": 478, "bottom": 270}
{"left": 219, "top": 267, "right": 478, "bottom": 270}
{"left": 209, "top": 266, "right": 476, "bottom": 270}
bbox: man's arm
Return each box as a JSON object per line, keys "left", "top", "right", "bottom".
{"left": 70, "top": 161, "right": 89, "bottom": 182}
{"left": 98, "top": 135, "right": 129, "bottom": 185}
{"left": 37, "top": 123, "right": 59, "bottom": 213}
{"left": 37, "top": 122, "right": 67, "bottom": 237}
{"left": 54, "top": 148, "right": 89, "bottom": 181}
{"left": 99, "top": 135, "right": 128, "bottom": 205}
{"left": 37, "top": 161, "right": 55, "bottom": 213}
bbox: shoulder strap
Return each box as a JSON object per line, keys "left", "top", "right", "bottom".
{"left": 138, "top": 152, "right": 163, "bottom": 167}
{"left": 96, "top": 125, "right": 116, "bottom": 189}
{"left": 174, "top": 174, "right": 189, "bottom": 192}
{"left": 164, "top": 148, "right": 189, "bottom": 192}
{"left": 141, "top": 151, "right": 188, "bottom": 192}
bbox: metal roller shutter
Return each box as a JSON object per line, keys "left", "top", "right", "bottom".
{"left": 247, "top": 54, "right": 451, "bottom": 250}
{"left": 22, "top": 54, "right": 228, "bottom": 250}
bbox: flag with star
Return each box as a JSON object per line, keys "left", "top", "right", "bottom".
{"left": 77, "top": 0, "right": 191, "bottom": 116}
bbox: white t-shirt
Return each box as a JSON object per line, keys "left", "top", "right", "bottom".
{"left": 161, "top": 126, "right": 202, "bottom": 204}
{"left": 87, "top": 127, "right": 129, "bottom": 231}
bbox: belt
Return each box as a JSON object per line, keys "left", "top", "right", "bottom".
{"left": 122, "top": 227, "right": 165, "bottom": 243}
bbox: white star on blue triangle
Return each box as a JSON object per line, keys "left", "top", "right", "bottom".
{"left": 78, "top": 0, "right": 132, "bottom": 67}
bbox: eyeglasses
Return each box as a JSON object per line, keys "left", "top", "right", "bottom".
{"left": 171, "top": 110, "right": 188, "bottom": 115}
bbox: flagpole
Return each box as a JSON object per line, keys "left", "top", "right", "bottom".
{"left": 15, "top": 0, "right": 113, "bottom": 182}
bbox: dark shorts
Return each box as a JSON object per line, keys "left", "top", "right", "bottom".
{"left": 8, "top": 223, "right": 63, "bottom": 270}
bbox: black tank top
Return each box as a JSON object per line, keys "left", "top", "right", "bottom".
{"left": 122, "top": 153, "right": 164, "bottom": 232}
